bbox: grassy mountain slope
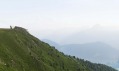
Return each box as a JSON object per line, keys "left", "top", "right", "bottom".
{"left": 0, "top": 26, "right": 117, "bottom": 71}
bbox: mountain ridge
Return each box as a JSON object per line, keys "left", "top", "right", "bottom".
{"left": 42, "top": 39, "right": 119, "bottom": 68}
{"left": 0, "top": 26, "right": 117, "bottom": 71}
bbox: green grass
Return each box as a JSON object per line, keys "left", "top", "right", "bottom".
{"left": 0, "top": 27, "right": 117, "bottom": 71}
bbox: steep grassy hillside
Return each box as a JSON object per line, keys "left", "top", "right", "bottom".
{"left": 0, "top": 26, "right": 117, "bottom": 71}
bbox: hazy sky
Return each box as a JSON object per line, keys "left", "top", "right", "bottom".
{"left": 0, "top": 0, "right": 119, "bottom": 40}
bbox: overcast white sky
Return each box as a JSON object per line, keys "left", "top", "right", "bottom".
{"left": 0, "top": 0, "right": 119, "bottom": 40}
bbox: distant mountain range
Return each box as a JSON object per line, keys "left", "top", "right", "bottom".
{"left": 61, "top": 26, "right": 119, "bottom": 50}
{"left": 42, "top": 39, "right": 119, "bottom": 68}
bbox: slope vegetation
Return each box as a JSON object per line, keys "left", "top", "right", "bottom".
{"left": 0, "top": 26, "right": 117, "bottom": 71}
